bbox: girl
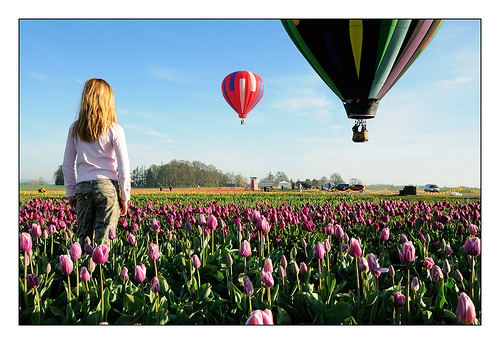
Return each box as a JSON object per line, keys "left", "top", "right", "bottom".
{"left": 63, "top": 78, "right": 130, "bottom": 249}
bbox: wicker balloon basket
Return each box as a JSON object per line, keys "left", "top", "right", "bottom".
{"left": 352, "top": 131, "right": 369, "bottom": 143}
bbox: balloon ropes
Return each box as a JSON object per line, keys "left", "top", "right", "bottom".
{"left": 281, "top": 19, "right": 443, "bottom": 142}
{"left": 222, "top": 71, "right": 264, "bottom": 124}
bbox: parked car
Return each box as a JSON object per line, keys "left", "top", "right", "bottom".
{"left": 424, "top": 184, "right": 440, "bottom": 193}
{"left": 349, "top": 184, "right": 365, "bottom": 192}
{"left": 334, "top": 184, "right": 350, "bottom": 191}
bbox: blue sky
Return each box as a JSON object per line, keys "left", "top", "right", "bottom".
{"left": 18, "top": 14, "right": 481, "bottom": 188}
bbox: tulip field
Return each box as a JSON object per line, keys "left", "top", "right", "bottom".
{"left": 18, "top": 191, "right": 481, "bottom": 325}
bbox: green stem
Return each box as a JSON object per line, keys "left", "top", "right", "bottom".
{"left": 471, "top": 256, "right": 475, "bottom": 300}
{"left": 355, "top": 257, "right": 360, "bottom": 312}
{"left": 23, "top": 254, "right": 28, "bottom": 309}
{"left": 267, "top": 286, "right": 271, "bottom": 309}
{"left": 406, "top": 264, "right": 411, "bottom": 324}
{"left": 68, "top": 274, "right": 72, "bottom": 304}
{"left": 75, "top": 260, "right": 80, "bottom": 299}
{"left": 100, "top": 264, "right": 104, "bottom": 322}
{"left": 142, "top": 281, "right": 146, "bottom": 324}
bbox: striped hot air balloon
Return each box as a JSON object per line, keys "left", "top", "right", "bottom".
{"left": 221, "top": 71, "right": 264, "bottom": 124}
{"left": 281, "top": 19, "right": 443, "bottom": 142}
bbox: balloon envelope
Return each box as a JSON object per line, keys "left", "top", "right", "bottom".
{"left": 222, "top": 71, "right": 264, "bottom": 123}
{"left": 281, "top": 19, "right": 442, "bottom": 119}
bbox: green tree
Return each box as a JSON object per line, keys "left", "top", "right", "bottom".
{"left": 330, "top": 173, "right": 344, "bottom": 185}
{"left": 53, "top": 165, "right": 64, "bottom": 185}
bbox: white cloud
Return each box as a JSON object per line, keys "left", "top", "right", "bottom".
{"left": 439, "top": 75, "right": 475, "bottom": 87}
{"left": 148, "top": 66, "right": 189, "bottom": 83}
{"left": 123, "top": 124, "right": 174, "bottom": 143}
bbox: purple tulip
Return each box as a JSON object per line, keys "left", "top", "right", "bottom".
{"left": 84, "top": 243, "right": 94, "bottom": 255}
{"left": 92, "top": 244, "right": 109, "bottom": 264}
{"left": 148, "top": 243, "right": 161, "bottom": 260}
{"left": 464, "top": 237, "right": 480, "bottom": 256}
{"left": 394, "top": 291, "right": 406, "bottom": 308}
{"left": 324, "top": 222, "right": 334, "bottom": 235}
{"left": 398, "top": 241, "right": 415, "bottom": 264}
{"left": 240, "top": 240, "right": 251, "bottom": 258}
{"left": 313, "top": 242, "right": 325, "bottom": 259}
{"left": 80, "top": 267, "right": 90, "bottom": 282}
{"left": 69, "top": 242, "right": 82, "bottom": 260}
{"left": 26, "top": 273, "right": 40, "bottom": 288}
{"left": 151, "top": 276, "right": 160, "bottom": 293}
{"left": 243, "top": 275, "right": 254, "bottom": 295}
{"left": 120, "top": 267, "right": 129, "bottom": 281}
{"left": 20, "top": 233, "right": 32, "bottom": 253}
{"left": 59, "top": 255, "right": 73, "bottom": 274}
{"left": 134, "top": 263, "right": 147, "bottom": 283}
{"left": 389, "top": 265, "right": 395, "bottom": 276}
{"left": 192, "top": 254, "right": 201, "bottom": 269}
{"left": 348, "top": 238, "right": 362, "bottom": 258}
{"left": 227, "top": 253, "right": 233, "bottom": 266}
{"left": 456, "top": 292, "right": 476, "bottom": 324}
{"left": 109, "top": 227, "right": 117, "bottom": 240}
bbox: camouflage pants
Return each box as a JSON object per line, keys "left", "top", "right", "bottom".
{"left": 76, "top": 179, "right": 120, "bottom": 249}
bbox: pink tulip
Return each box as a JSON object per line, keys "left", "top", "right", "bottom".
{"left": 263, "top": 258, "right": 273, "bottom": 273}
{"left": 20, "top": 232, "right": 32, "bottom": 253}
{"left": 80, "top": 267, "right": 90, "bottom": 282}
{"left": 348, "top": 238, "right": 362, "bottom": 258}
{"left": 151, "top": 276, "right": 160, "bottom": 293}
{"left": 128, "top": 233, "right": 137, "bottom": 245}
{"left": 240, "top": 240, "right": 251, "bottom": 258}
{"left": 109, "top": 227, "right": 117, "bottom": 240}
{"left": 30, "top": 224, "right": 42, "bottom": 237}
{"left": 359, "top": 257, "right": 369, "bottom": 273}
{"left": 245, "top": 309, "right": 274, "bottom": 325}
{"left": 192, "top": 254, "right": 201, "bottom": 269}
{"left": 313, "top": 242, "right": 326, "bottom": 259}
{"left": 260, "top": 270, "right": 274, "bottom": 287}
{"left": 92, "top": 244, "right": 109, "bottom": 264}
{"left": 423, "top": 257, "right": 434, "bottom": 270}
{"left": 379, "top": 227, "right": 390, "bottom": 241}
{"left": 456, "top": 292, "right": 476, "bottom": 324}
{"left": 134, "top": 263, "right": 147, "bottom": 282}
{"left": 334, "top": 224, "right": 344, "bottom": 239}
{"left": 69, "top": 242, "right": 82, "bottom": 260}
{"left": 87, "top": 258, "right": 96, "bottom": 273}
{"left": 411, "top": 277, "right": 420, "bottom": 292}
{"left": 257, "top": 216, "right": 270, "bottom": 233}
{"left": 300, "top": 262, "right": 308, "bottom": 275}
{"left": 149, "top": 243, "right": 161, "bottom": 260}
{"left": 398, "top": 241, "right": 415, "bottom": 263}
{"left": 431, "top": 265, "right": 444, "bottom": 283}
{"left": 59, "top": 255, "right": 73, "bottom": 275}
{"left": 120, "top": 267, "right": 129, "bottom": 281}
{"left": 467, "top": 224, "right": 477, "bottom": 235}
{"left": 206, "top": 215, "right": 218, "bottom": 230}
{"left": 243, "top": 275, "right": 254, "bottom": 295}
{"left": 464, "top": 237, "right": 480, "bottom": 256}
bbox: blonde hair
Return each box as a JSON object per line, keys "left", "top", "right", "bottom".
{"left": 72, "top": 78, "right": 116, "bottom": 142}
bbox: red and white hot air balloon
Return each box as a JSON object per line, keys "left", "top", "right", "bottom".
{"left": 221, "top": 71, "right": 264, "bottom": 124}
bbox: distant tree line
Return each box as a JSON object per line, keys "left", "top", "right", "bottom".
{"left": 53, "top": 163, "right": 362, "bottom": 188}
{"left": 131, "top": 160, "right": 249, "bottom": 188}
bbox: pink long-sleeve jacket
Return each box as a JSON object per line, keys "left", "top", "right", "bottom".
{"left": 62, "top": 122, "right": 131, "bottom": 200}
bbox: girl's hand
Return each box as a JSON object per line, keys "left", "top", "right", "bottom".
{"left": 68, "top": 196, "right": 77, "bottom": 209}
{"left": 119, "top": 199, "right": 128, "bottom": 216}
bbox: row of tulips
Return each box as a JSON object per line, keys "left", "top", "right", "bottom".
{"left": 19, "top": 192, "right": 480, "bottom": 324}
